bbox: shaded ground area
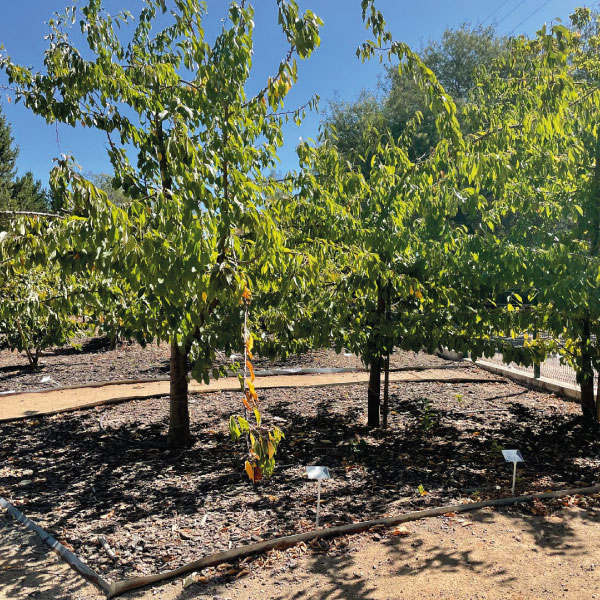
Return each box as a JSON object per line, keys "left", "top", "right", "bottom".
{"left": 2, "top": 501, "right": 600, "bottom": 600}
{"left": 1, "top": 373, "right": 599, "bottom": 585}
{"left": 0, "top": 336, "right": 446, "bottom": 392}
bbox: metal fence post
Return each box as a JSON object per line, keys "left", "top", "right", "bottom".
{"left": 533, "top": 329, "right": 541, "bottom": 379}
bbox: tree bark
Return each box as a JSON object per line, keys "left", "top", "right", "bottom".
{"left": 168, "top": 339, "right": 191, "bottom": 449}
{"left": 578, "top": 318, "right": 597, "bottom": 423}
{"left": 367, "top": 355, "right": 381, "bottom": 427}
{"left": 382, "top": 353, "right": 390, "bottom": 429}
{"left": 367, "top": 281, "right": 386, "bottom": 428}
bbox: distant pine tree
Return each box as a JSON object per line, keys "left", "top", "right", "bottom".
{"left": 0, "top": 105, "right": 48, "bottom": 214}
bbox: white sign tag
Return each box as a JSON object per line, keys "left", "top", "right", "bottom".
{"left": 306, "top": 466, "right": 330, "bottom": 480}
{"left": 502, "top": 449, "right": 524, "bottom": 463}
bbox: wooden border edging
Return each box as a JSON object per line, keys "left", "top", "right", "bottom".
{"left": 106, "top": 484, "right": 600, "bottom": 598}
{"left": 0, "top": 373, "right": 499, "bottom": 424}
{"left": 0, "top": 363, "right": 466, "bottom": 399}
{"left": 0, "top": 495, "right": 111, "bottom": 594}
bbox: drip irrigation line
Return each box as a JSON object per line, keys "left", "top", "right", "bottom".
{"left": 4, "top": 482, "right": 599, "bottom": 598}
{"left": 105, "top": 484, "right": 600, "bottom": 598}
{"left": 0, "top": 496, "right": 111, "bottom": 594}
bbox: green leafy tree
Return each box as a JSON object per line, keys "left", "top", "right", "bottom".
{"left": 0, "top": 0, "right": 322, "bottom": 452}
{"left": 273, "top": 4, "right": 514, "bottom": 428}
{"left": 324, "top": 23, "right": 507, "bottom": 171}
{"left": 455, "top": 8, "right": 600, "bottom": 422}
{"left": 0, "top": 257, "right": 85, "bottom": 367}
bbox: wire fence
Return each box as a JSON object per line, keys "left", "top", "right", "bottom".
{"left": 477, "top": 334, "right": 598, "bottom": 391}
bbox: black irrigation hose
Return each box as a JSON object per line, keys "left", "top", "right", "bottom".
{"left": 106, "top": 484, "right": 600, "bottom": 598}
{"left": 4, "top": 480, "right": 599, "bottom": 598}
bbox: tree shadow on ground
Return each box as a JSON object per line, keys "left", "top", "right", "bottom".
{"left": 0, "top": 515, "right": 97, "bottom": 600}
{"left": 0, "top": 381, "right": 599, "bottom": 585}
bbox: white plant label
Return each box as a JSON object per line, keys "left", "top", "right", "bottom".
{"left": 306, "top": 466, "right": 331, "bottom": 480}
{"left": 502, "top": 449, "right": 524, "bottom": 463}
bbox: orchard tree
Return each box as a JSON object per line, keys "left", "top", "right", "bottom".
{"left": 456, "top": 9, "right": 600, "bottom": 422}
{"left": 0, "top": 0, "right": 322, "bottom": 449}
{"left": 323, "top": 23, "right": 507, "bottom": 171}
{"left": 0, "top": 251, "right": 85, "bottom": 367}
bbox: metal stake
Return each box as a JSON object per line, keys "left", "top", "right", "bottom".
{"left": 512, "top": 461, "right": 517, "bottom": 495}
{"left": 316, "top": 480, "right": 322, "bottom": 527}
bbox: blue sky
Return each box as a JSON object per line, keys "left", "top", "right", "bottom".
{"left": 0, "top": 0, "right": 591, "bottom": 186}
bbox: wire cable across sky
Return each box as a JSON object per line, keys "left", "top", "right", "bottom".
{"left": 509, "top": 0, "right": 555, "bottom": 34}
{"left": 496, "top": 0, "right": 528, "bottom": 27}
{"left": 480, "top": 0, "right": 513, "bottom": 26}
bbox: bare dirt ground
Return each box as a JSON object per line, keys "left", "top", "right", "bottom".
{"left": 1, "top": 374, "right": 599, "bottom": 586}
{"left": 2, "top": 500, "right": 600, "bottom": 600}
{"left": 0, "top": 337, "right": 447, "bottom": 392}
{"left": 1, "top": 340, "right": 599, "bottom": 599}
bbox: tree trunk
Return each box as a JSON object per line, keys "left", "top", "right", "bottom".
{"left": 596, "top": 377, "right": 600, "bottom": 423}
{"left": 367, "top": 355, "right": 381, "bottom": 427}
{"left": 578, "top": 318, "right": 597, "bottom": 423}
{"left": 168, "top": 339, "right": 191, "bottom": 449}
{"left": 367, "top": 281, "right": 386, "bottom": 428}
{"left": 382, "top": 354, "right": 390, "bottom": 429}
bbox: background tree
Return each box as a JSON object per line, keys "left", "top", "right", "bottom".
{"left": 323, "top": 23, "right": 507, "bottom": 171}
{"left": 0, "top": 106, "right": 48, "bottom": 215}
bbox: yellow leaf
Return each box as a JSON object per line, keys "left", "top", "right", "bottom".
{"left": 242, "top": 394, "right": 252, "bottom": 411}
{"left": 415, "top": 289, "right": 423, "bottom": 300}
{"left": 202, "top": 291, "right": 207, "bottom": 302}
{"left": 245, "top": 461, "right": 254, "bottom": 481}
{"left": 246, "top": 334, "right": 254, "bottom": 354}
{"left": 268, "top": 440, "right": 275, "bottom": 459}
{"left": 247, "top": 380, "right": 258, "bottom": 401}
{"left": 157, "top": 152, "right": 163, "bottom": 162}
{"left": 409, "top": 285, "right": 414, "bottom": 295}
{"left": 246, "top": 360, "right": 255, "bottom": 382}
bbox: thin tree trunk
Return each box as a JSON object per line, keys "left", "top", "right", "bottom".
{"left": 168, "top": 339, "right": 191, "bottom": 449}
{"left": 578, "top": 318, "right": 597, "bottom": 422}
{"left": 382, "top": 353, "right": 390, "bottom": 429}
{"left": 367, "top": 355, "right": 381, "bottom": 428}
{"left": 367, "top": 281, "right": 386, "bottom": 428}
{"left": 596, "top": 374, "right": 600, "bottom": 423}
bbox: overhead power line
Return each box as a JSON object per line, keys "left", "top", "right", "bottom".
{"left": 496, "top": 0, "right": 528, "bottom": 27}
{"left": 509, "top": 0, "right": 555, "bottom": 34}
{"left": 481, "top": 0, "right": 513, "bottom": 26}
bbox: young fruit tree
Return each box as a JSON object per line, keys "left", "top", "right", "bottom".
{"left": 0, "top": 0, "right": 322, "bottom": 449}
{"left": 458, "top": 9, "right": 600, "bottom": 422}
{"left": 271, "top": 4, "right": 525, "bottom": 428}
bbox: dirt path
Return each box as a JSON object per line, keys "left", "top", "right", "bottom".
{"left": 2, "top": 503, "right": 599, "bottom": 600}
{"left": 0, "top": 367, "right": 495, "bottom": 422}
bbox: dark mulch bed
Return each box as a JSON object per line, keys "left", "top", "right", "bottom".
{"left": 1, "top": 370, "right": 598, "bottom": 583}
{"left": 0, "top": 336, "right": 447, "bottom": 392}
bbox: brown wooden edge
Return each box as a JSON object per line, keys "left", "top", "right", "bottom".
{"left": 0, "top": 376, "right": 499, "bottom": 424}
